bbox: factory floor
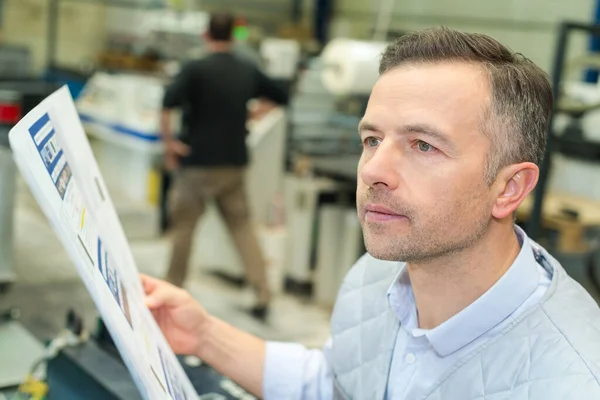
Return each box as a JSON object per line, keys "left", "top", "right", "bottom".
{"left": 1, "top": 183, "right": 332, "bottom": 352}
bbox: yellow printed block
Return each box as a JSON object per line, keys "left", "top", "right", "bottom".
{"left": 80, "top": 207, "right": 86, "bottom": 229}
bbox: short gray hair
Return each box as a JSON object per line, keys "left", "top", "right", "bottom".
{"left": 379, "top": 27, "right": 553, "bottom": 184}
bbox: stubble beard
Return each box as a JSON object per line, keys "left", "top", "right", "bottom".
{"left": 362, "top": 216, "right": 490, "bottom": 263}
{"left": 359, "top": 191, "right": 491, "bottom": 264}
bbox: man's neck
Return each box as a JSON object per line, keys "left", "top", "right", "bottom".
{"left": 408, "top": 221, "right": 521, "bottom": 330}
{"left": 207, "top": 41, "right": 232, "bottom": 53}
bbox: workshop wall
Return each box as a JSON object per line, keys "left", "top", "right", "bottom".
{"left": 2, "top": 0, "right": 107, "bottom": 74}
{"left": 332, "top": 0, "right": 596, "bottom": 72}
{"left": 1, "top": 0, "right": 596, "bottom": 75}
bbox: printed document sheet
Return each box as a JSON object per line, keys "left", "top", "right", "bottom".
{"left": 9, "top": 86, "right": 198, "bottom": 400}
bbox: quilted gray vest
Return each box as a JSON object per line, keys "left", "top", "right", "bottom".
{"left": 330, "top": 242, "right": 600, "bottom": 400}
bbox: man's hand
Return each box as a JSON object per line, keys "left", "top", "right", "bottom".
{"left": 141, "top": 274, "right": 210, "bottom": 355}
{"left": 142, "top": 274, "right": 267, "bottom": 397}
{"left": 248, "top": 98, "right": 277, "bottom": 121}
{"left": 163, "top": 140, "right": 191, "bottom": 171}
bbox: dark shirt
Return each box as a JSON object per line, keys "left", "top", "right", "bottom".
{"left": 162, "top": 52, "right": 289, "bottom": 167}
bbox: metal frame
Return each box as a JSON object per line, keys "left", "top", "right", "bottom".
{"left": 528, "top": 21, "right": 600, "bottom": 240}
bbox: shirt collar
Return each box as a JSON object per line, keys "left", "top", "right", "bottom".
{"left": 386, "top": 225, "right": 540, "bottom": 357}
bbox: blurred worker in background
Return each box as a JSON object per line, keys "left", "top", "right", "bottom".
{"left": 148, "top": 27, "right": 600, "bottom": 399}
{"left": 160, "top": 11, "right": 289, "bottom": 320}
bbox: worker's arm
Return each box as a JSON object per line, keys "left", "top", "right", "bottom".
{"left": 160, "top": 109, "right": 174, "bottom": 142}
{"left": 254, "top": 69, "right": 290, "bottom": 107}
{"left": 198, "top": 320, "right": 333, "bottom": 399}
{"left": 262, "top": 340, "right": 334, "bottom": 399}
{"left": 141, "top": 275, "right": 333, "bottom": 399}
{"left": 161, "top": 109, "right": 190, "bottom": 170}
{"left": 247, "top": 70, "right": 290, "bottom": 122}
{"left": 161, "top": 64, "right": 193, "bottom": 169}
{"left": 161, "top": 109, "right": 189, "bottom": 170}
{"left": 162, "top": 62, "right": 193, "bottom": 110}
{"left": 194, "top": 316, "right": 266, "bottom": 396}
{"left": 248, "top": 98, "right": 277, "bottom": 121}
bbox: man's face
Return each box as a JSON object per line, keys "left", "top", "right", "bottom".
{"left": 357, "top": 62, "right": 497, "bottom": 262}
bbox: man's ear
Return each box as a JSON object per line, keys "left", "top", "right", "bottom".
{"left": 492, "top": 162, "right": 539, "bottom": 219}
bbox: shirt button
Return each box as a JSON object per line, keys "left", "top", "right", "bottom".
{"left": 405, "top": 353, "right": 416, "bottom": 364}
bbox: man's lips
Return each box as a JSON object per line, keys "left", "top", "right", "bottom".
{"left": 363, "top": 203, "right": 408, "bottom": 222}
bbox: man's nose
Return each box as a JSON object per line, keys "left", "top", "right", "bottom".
{"left": 359, "top": 142, "right": 400, "bottom": 190}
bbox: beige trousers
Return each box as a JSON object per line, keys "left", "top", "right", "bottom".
{"left": 165, "top": 167, "right": 270, "bottom": 306}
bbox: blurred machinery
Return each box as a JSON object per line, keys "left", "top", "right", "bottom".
{"left": 282, "top": 39, "right": 386, "bottom": 302}
{"left": 43, "top": 315, "right": 255, "bottom": 400}
{"left": 0, "top": 89, "right": 19, "bottom": 291}
{"left": 0, "top": 45, "right": 61, "bottom": 291}
{"left": 0, "top": 46, "right": 58, "bottom": 394}
{"left": 76, "top": 72, "right": 166, "bottom": 240}
{"left": 510, "top": 22, "right": 600, "bottom": 298}
{"left": 0, "top": 45, "right": 30, "bottom": 291}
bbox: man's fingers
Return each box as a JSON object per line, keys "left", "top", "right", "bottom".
{"left": 165, "top": 154, "right": 180, "bottom": 171}
{"left": 174, "top": 142, "right": 191, "bottom": 156}
{"left": 145, "top": 293, "right": 164, "bottom": 309}
{"left": 145, "top": 286, "right": 171, "bottom": 309}
{"left": 140, "top": 274, "right": 160, "bottom": 294}
{"left": 139, "top": 274, "right": 190, "bottom": 311}
{"left": 150, "top": 308, "right": 161, "bottom": 322}
{"left": 145, "top": 285, "right": 188, "bottom": 310}
{"left": 140, "top": 273, "right": 154, "bottom": 285}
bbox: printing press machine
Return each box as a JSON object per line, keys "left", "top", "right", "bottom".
{"left": 46, "top": 315, "right": 255, "bottom": 400}
{"left": 0, "top": 80, "right": 62, "bottom": 292}
{"left": 0, "top": 310, "right": 254, "bottom": 399}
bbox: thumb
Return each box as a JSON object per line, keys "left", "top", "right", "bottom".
{"left": 145, "top": 286, "right": 188, "bottom": 310}
{"left": 145, "top": 293, "right": 163, "bottom": 309}
{"left": 140, "top": 274, "right": 158, "bottom": 293}
{"left": 176, "top": 142, "right": 191, "bottom": 155}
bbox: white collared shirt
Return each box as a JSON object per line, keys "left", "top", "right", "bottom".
{"left": 263, "top": 226, "right": 552, "bottom": 399}
{"left": 385, "top": 226, "right": 551, "bottom": 399}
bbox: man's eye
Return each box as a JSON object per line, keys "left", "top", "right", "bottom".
{"left": 417, "top": 140, "right": 434, "bottom": 152}
{"left": 365, "top": 137, "right": 381, "bottom": 147}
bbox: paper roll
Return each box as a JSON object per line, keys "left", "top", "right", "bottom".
{"left": 260, "top": 38, "right": 301, "bottom": 79}
{"left": 321, "top": 38, "right": 388, "bottom": 96}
